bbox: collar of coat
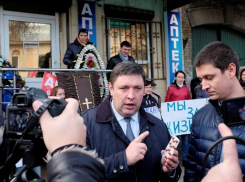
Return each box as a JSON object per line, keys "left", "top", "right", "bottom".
{"left": 209, "top": 99, "right": 221, "bottom": 108}
{"left": 96, "top": 95, "right": 155, "bottom": 124}
{"left": 208, "top": 99, "right": 223, "bottom": 116}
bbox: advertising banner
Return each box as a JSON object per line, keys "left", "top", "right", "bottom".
{"left": 164, "top": 11, "right": 183, "bottom": 86}
{"left": 78, "top": 1, "right": 97, "bottom": 46}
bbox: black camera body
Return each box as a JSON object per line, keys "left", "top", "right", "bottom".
{"left": 221, "top": 96, "right": 245, "bottom": 126}
{"left": 5, "top": 87, "right": 66, "bottom": 138}
{"left": 0, "top": 87, "right": 67, "bottom": 181}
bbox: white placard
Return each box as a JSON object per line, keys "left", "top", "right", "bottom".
{"left": 161, "top": 98, "right": 208, "bottom": 136}
{"left": 144, "top": 106, "right": 162, "bottom": 120}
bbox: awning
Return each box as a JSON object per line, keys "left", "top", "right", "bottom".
{"left": 0, "top": 0, "right": 72, "bottom": 13}
{"left": 104, "top": 4, "right": 155, "bottom": 21}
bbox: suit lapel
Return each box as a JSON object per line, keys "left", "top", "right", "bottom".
{"left": 139, "top": 115, "right": 150, "bottom": 143}
{"left": 111, "top": 115, "right": 131, "bottom": 145}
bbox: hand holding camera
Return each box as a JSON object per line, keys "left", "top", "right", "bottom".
{"left": 0, "top": 87, "right": 87, "bottom": 182}
{"left": 33, "top": 98, "right": 86, "bottom": 153}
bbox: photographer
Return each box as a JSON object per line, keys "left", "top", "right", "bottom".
{"left": 32, "top": 98, "right": 105, "bottom": 182}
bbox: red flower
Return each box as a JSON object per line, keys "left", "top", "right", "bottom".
{"left": 88, "top": 57, "right": 93, "bottom": 61}
{"left": 98, "top": 76, "right": 100, "bottom": 79}
{"left": 90, "top": 62, "right": 94, "bottom": 67}
{"left": 99, "top": 84, "right": 102, "bottom": 87}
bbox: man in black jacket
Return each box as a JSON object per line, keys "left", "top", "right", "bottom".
{"left": 82, "top": 61, "right": 181, "bottom": 182}
{"left": 106, "top": 41, "right": 135, "bottom": 81}
{"left": 63, "top": 28, "right": 91, "bottom": 68}
{"left": 184, "top": 41, "right": 245, "bottom": 181}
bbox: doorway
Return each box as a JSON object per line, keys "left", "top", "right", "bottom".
{"left": 1, "top": 9, "right": 60, "bottom": 88}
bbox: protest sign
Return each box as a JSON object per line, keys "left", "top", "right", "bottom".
{"left": 144, "top": 106, "right": 162, "bottom": 120}
{"left": 41, "top": 72, "right": 58, "bottom": 96}
{"left": 161, "top": 98, "right": 208, "bottom": 136}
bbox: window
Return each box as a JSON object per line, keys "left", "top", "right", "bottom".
{"left": 12, "top": 50, "right": 20, "bottom": 67}
{"left": 106, "top": 18, "right": 165, "bottom": 80}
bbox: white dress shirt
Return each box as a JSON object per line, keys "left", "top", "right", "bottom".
{"left": 111, "top": 100, "right": 140, "bottom": 138}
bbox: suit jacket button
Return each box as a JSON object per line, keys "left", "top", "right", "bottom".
{"left": 119, "top": 165, "right": 124, "bottom": 170}
{"left": 113, "top": 169, "right": 117, "bottom": 173}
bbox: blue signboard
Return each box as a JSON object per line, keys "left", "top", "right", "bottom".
{"left": 164, "top": 12, "right": 183, "bottom": 86}
{"left": 78, "top": 1, "right": 97, "bottom": 46}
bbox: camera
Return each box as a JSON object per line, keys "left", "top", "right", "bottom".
{"left": 221, "top": 96, "right": 245, "bottom": 126}
{"left": 0, "top": 87, "right": 67, "bottom": 181}
{"left": 5, "top": 87, "right": 66, "bottom": 138}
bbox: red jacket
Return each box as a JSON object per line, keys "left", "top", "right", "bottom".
{"left": 165, "top": 85, "right": 191, "bottom": 102}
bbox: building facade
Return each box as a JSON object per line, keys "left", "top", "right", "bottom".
{"left": 1, "top": 0, "right": 245, "bottom": 100}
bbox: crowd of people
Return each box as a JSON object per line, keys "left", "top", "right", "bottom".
{"left": 61, "top": 37, "right": 245, "bottom": 182}
{"left": 0, "top": 27, "right": 245, "bottom": 182}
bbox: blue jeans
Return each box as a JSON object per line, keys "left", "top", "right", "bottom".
{"left": 181, "top": 134, "right": 189, "bottom": 161}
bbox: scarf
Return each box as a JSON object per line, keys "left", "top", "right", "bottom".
{"left": 77, "top": 37, "right": 87, "bottom": 46}
{"left": 118, "top": 51, "right": 128, "bottom": 61}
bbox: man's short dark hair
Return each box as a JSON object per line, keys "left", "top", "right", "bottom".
{"left": 120, "top": 41, "right": 131, "bottom": 48}
{"left": 193, "top": 41, "right": 240, "bottom": 78}
{"left": 78, "top": 28, "right": 88, "bottom": 36}
{"left": 110, "top": 61, "right": 145, "bottom": 86}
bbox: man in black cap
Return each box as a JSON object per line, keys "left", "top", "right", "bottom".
{"left": 63, "top": 28, "right": 92, "bottom": 68}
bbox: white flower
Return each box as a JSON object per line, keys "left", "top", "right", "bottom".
{"left": 0, "top": 62, "right": 2, "bottom": 67}
{"left": 0, "top": 58, "right": 3, "bottom": 62}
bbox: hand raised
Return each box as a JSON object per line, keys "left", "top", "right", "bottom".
{"left": 201, "top": 123, "right": 242, "bottom": 182}
{"left": 125, "top": 131, "right": 149, "bottom": 166}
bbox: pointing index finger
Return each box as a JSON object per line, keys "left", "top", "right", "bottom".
{"left": 133, "top": 131, "right": 149, "bottom": 143}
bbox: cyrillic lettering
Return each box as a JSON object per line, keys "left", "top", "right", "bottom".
{"left": 187, "top": 107, "right": 193, "bottom": 119}
{"left": 170, "top": 26, "right": 179, "bottom": 37}
{"left": 166, "top": 122, "right": 173, "bottom": 135}
{"left": 173, "top": 121, "right": 180, "bottom": 134}
{"left": 167, "top": 102, "right": 176, "bottom": 112}
{"left": 171, "top": 38, "right": 179, "bottom": 49}
{"left": 81, "top": 3, "right": 92, "bottom": 15}
{"left": 172, "top": 62, "right": 179, "bottom": 73}
{"left": 170, "top": 14, "right": 178, "bottom": 25}
{"left": 82, "top": 17, "right": 93, "bottom": 29}
{"left": 177, "top": 101, "right": 186, "bottom": 111}
{"left": 172, "top": 50, "right": 179, "bottom": 61}
{"left": 180, "top": 120, "right": 188, "bottom": 132}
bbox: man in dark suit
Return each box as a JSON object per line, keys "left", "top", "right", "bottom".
{"left": 106, "top": 41, "right": 135, "bottom": 81}
{"left": 82, "top": 61, "right": 181, "bottom": 182}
